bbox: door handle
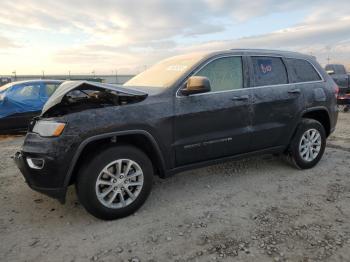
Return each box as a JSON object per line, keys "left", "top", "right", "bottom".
{"left": 288, "top": 89, "right": 301, "bottom": 94}
{"left": 231, "top": 95, "right": 249, "bottom": 101}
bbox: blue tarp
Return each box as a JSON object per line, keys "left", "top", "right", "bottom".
{"left": 0, "top": 81, "right": 61, "bottom": 118}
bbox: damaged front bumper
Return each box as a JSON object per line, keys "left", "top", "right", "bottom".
{"left": 13, "top": 131, "right": 79, "bottom": 203}
{"left": 14, "top": 151, "right": 67, "bottom": 203}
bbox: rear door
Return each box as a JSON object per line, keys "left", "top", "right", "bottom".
{"left": 248, "top": 56, "right": 303, "bottom": 150}
{"left": 174, "top": 55, "right": 252, "bottom": 166}
{"left": 285, "top": 57, "right": 326, "bottom": 115}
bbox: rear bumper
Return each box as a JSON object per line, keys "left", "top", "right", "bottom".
{"left": 14, "top": 151, "right": 66, "bottom": 203}
{"left": 337, "top": 95, "right": 350, "bottom": 105}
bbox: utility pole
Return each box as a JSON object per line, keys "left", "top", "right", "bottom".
{"left": 12, "top": 70, "right": 16, "bottom": 81}
{"left": 326, "top": 45, "right": 332, "bottom": 65}
{"left": 92, "top": 70, "right": 95, "bottom": 78}
{"left": 68, "top": 70, "right": 71, "bottom": 80}
{"left": 115, "top": 69, "right": 118, "bottom": 84}
{"left": 42, "top": 70, "right": 45, "bottom": 79}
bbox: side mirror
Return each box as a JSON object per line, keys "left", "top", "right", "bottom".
{"left": 181, "top": 76, "right": 211, "bottom": 96}
{"left": 326, "top": 70, "right": 335, "bottom": 75}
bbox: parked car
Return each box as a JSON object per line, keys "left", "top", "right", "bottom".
{"left": 15, "top": 49, "right": 338, "bottom": 220}
{"left": 325, "top": 64, "right": 350, "bottom": 94}
{"left": 0, "top": 80, "right": 63, "bottom": 133}
{"left": 0, "top": 77, "right": 11, "bottom": 87}
{"left": 325, "top": 64, "right": 350, "bottom": 111}
{"left": 337, "top": 93, "right": 350, "bottom": 112}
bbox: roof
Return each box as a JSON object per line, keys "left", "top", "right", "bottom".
{"left": 0, "top": 79, "right": 64, "bottom": 92}
{"left": 200, "top": 48, "right": 314, "bottom": 60}
{"left": 8, "top": 79, "right": 63, "bottom": 85}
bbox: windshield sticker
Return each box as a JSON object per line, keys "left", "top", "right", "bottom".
{"left": 166, "top": 65, "right": 188, "bottom": 72}
{"left": 258, "top": 59, "right": 272, "bottom": 75}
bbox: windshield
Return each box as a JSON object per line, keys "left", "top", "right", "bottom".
{"left": 124, "top": 52, "right": 208, "bottom": 88}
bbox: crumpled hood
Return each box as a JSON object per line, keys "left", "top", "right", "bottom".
{"left": 42, "top": 81, "right": 147, "bottom": 115}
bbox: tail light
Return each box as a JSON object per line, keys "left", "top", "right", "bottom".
{"left": 334, "top": 84, "right": 339, "bottom": 99}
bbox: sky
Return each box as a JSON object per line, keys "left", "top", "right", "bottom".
{"left": 0, "top": 0, "right": 350, "bottom": 75}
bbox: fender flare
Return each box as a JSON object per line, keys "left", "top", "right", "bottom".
{"left": 300, "top": 106, "right": 330, "bottom": 119}
{"left": 62, "top": 130, "right": 166, "bottom": 191}
{"left": 292, "top": 106, "right": 331, "bottom": 137}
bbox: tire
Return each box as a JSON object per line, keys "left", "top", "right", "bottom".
{"left": 288, "top": 118, "right": 326, "bottom": 169}
{"left": 76, "top": 145, "right": 153, "bottom": 220}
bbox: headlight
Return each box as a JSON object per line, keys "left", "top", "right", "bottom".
{"left": 32, "top": 120, "right": 66, "bottom": 137}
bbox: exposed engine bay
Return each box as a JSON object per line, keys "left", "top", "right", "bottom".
{"left": 42, "top": 82, "right": 148, "bottom": 117}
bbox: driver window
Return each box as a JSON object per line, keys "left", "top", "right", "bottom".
{"left": 195, "top": 56, "right": 243, "bottom": 92}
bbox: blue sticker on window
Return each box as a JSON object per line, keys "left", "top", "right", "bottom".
{"left": 258, "top": 59, "right": 272, "bottom": 75}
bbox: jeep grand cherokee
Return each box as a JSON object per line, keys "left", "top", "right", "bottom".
{"left": 15, "top": 49, "right": 338, "bottom": 220}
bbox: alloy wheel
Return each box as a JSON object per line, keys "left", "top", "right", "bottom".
{"left": 298, "top": 129, "right": 322, "bottom": 162}
{"left": 95, "top": 159, "right": 144, "bottom": 209}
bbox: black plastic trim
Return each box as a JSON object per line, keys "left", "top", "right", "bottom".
{"left": 62, "top": 130, "right": 167, "bottom": 192}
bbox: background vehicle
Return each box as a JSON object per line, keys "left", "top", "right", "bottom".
{"left": 0, "top": 80, "right": 63, "bottom": 133}
{"left": 0, "top": 77, "right": 11, "bottom": 87}
{"left": 325, "top": 64, "right": 350, "bottom": 111}
{"left": 325, "top": 64, "right": 350, "bottom": 93}
{"left": 15, "top": 49, "right": 338, "bottom": 220}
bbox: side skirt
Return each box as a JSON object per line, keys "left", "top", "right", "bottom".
{"left": 166, "top": 145, "right": 286, "bottom": 176}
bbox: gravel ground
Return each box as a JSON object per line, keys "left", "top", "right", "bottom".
{"left": 0, "top": 113, "right": 350, "bottom": 262}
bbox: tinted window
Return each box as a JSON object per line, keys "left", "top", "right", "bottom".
{"left": 195, "top": 56, "right": 243, "bottom": 92}
{"left": 251, "top": 57, "right": 288, "bottom": 87}
{"left": 287, "top": 58, "right": 321, "bottom": 83}
{"left": 325, "top": 64, "right": 346, "bottom": 75}
{"left": 335, "top": 65, "right": 346, "bottom": 74}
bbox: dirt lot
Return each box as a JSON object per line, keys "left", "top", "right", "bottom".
{"left": 1, "top": 113, "right": 350, "bottom": 262}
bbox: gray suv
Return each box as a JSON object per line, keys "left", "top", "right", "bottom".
{"left": 15, "top": 49, "right": 339, "bottom": 220}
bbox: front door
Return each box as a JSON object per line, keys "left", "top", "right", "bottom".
{"left": 174, "top": 56, "right": 252, "bottom": 166}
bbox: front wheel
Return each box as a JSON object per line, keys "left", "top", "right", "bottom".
{"left": 76, "top": 145, "right": 153, "bottom": 220}
{"left": 288, "top": 118, "right": 326, "bottom": 169}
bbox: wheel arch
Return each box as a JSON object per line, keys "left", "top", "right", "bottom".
{"left": 300, "top": 107, "right": 331, "bottom": 137}
{"left": 63, "top": 130, "right": 167, "bottom": 191}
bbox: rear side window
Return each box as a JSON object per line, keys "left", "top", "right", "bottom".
{"left": 195, "top": 56, "right": 243, "bottom": 92}
{"left": 325, "top": 64, "right": 346, "bottom": 75}
{"left": 287, "top": 58, "right": 321, "bottom": 83}
{"left": 251, "top": 57, "right": 288, "bottom": 87}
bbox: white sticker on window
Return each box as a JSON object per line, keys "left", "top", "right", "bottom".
{"left": 166, "top": 65, "right": 188, "bottom": 72}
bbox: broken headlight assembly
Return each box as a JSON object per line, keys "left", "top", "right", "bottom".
{"left": 32, "top": 120, "right": 66, "bottom": 137}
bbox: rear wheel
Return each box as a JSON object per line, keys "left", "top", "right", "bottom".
{"left": 76, "top": 145, "right": 153, "bottom": 220}
{"left": 288, "top": 118, "right": 326, "bottom": 169}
